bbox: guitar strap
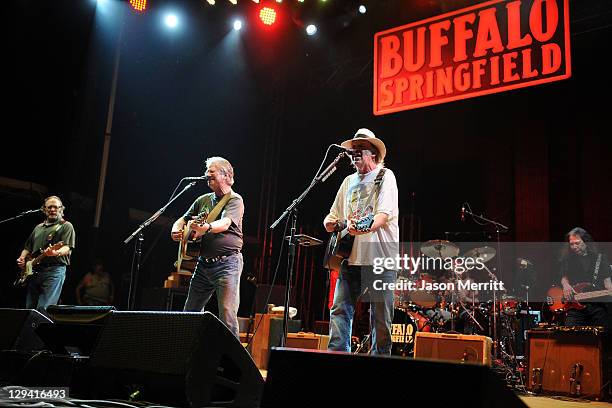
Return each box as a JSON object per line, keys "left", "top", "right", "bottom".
{"left": 205, "top": 193, "right": 232, "bottom": 223}
{"left": 45, "top": 220, "right": 66, "bottom": 244}
{"left": 592, "top": 253, "right": 602, "bottom": 286}
{"left": 371, "top": 167, "right": 387, "bottom": 211}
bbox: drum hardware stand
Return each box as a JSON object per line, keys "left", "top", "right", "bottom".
{"left": 353, "top": 333, "right": 371, "bottom": 354}
{"left": 458, "top": 300, "right": 485, "bottom": 332}
{"left": 481, "top": 263, "right": 503, "bottom": 361}
{"left": 462, "top": 205, "right": 508, "bottom": 360}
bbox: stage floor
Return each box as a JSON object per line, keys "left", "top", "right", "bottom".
{"left": 520, "top": 395, "right": 612, "bottom": 407}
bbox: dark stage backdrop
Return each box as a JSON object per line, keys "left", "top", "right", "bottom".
{"left": 2, "top": 0, "right": 611, "bottom": 330}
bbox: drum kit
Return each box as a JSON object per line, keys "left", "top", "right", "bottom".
{"left": 391, "top": 239, "right": 533, "bottom": 360}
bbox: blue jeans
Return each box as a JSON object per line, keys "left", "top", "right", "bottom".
{"left": 26, "top": 264, "right": 66, "bottom": 315}
{"left": 328, "top": 262, "right": 396, "bottom": 355}
{"left": 184, "top": 253, "right": 243, "bottom": 339}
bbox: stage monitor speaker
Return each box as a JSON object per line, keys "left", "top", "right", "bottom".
{"left": 0, "top": 308, "right": 52, "bottom": 352}
{"left": 261, "top": 348, "right": 528, "bottom": 408}
{"left": 89, "top": 311, "right": 264, "bottom": 408}
{"left": 46, "top": 305, "right": 115, "bottom": 323}
{"left": 414, "top": 332, "right": 492, "bottom": 366}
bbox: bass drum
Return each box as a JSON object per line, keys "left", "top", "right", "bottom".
{"left": 391, "top": 308, "right": 420, "bottom": 357}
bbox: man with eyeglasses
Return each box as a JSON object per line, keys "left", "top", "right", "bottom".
{"left": 16, "top": 196, "right": 76, "bottom": 315}
{"left": 323, "top": 128, "right": 399, "bottom": 354}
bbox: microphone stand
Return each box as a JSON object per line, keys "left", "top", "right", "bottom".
{"left": 123, "top": 181, "right": 198, "bottom": 310}
{"left": 270, "top": 151, "right": 347, "bottom": 347}
{"left": 463, "top": 207, "right": 508, "bottom": 361}
{"left": 0, "top": 209, "right": 41, "bottom": 225}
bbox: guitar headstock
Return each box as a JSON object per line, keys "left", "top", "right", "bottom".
{"left": 353, "top": 214, "right": 374, "bottom": 232}
{"left": 191, "top": 212, "right": 209, "bottom": 227}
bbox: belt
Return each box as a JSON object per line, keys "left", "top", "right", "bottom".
{"left": 200, "top": 252, "right": 238, "bottom": 264}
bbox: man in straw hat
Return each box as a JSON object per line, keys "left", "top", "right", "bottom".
{"left": 323, "top": 128, "right": 399, "bottom": 354}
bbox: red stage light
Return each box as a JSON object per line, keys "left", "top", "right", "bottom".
{"left": 259, "top": 7, "right": 277, "bottom": 26}
{"left": 129, "top": 0, "right": 147, "bottom": 12}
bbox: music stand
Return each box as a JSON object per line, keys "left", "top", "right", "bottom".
{"left": 284, "top": 234, "right": 323, "bottom": 247}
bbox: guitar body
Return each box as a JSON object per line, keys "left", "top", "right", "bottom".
{"left": 323, "top": 231, "right": 354, "bottom": 271}
{"left": 546, "top": 282, "right": 612, "bottom": 312}
{"left": 175, "top": 212, "right": 207, "bottom": 273}
{"left": 14, "top": 241, "right": 65, "bottom": 287}
{"left": 323, "top": 214, "right": 373, "bottom": 270}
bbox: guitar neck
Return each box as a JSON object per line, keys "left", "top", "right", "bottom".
{"left": 575, "top": 289, "right": 612, "bottom": 301}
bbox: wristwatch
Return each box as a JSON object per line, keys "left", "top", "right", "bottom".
{"left": 205, "top": 223, "right": 213, "bottom": 234}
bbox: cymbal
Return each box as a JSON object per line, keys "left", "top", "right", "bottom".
{"left": 420, "top": 239, "right": 460, "bottom": 258}
{"left": 464, "top": 246, "right": 496, "bottom": 262}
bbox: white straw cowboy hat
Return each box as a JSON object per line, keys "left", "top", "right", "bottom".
{"left": 340, "top": 128, "right": 386, "bottom": 162}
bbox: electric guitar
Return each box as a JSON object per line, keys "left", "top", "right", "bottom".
{"left": 175, "top": 212, "right": 208, "bottom": 273}
{"left": 14, "top": 241, "right": 65, "bottom": 287}
{"left": 546, "top": 282, "right": 612, "bottom": 312}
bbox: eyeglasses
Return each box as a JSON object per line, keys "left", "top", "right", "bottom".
{"left": 45, "top": 205, "right": 60, "bottom": 210}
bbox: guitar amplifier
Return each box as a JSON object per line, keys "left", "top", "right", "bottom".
{"left": 414, "top": 332, "right": 492, "bottom": 366}
{"left": 527, "top": 326, "right": 611, "bottom": 400}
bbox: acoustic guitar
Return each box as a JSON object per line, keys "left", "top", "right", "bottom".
{"left": 323, "top": 214, "right": 374, "bottom": 271}
{"left": 175, "top": 212, "right": 208, "bottom": 273}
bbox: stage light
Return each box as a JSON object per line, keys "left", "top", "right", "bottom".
{"left": 164, "top": 14, "right": 178, "bottom": 28}
{"left": 276, "top": 0, "right": 282, "bottom": 3}
{"left": 207, "top": 0, "right": 215, "bottom": 5}
{"left": 129, "top": 0, "right": 147, "bottom": 12}
{"left": 252, "top": 0, "right": 260, "bottom": 3}
{"left": 259, "top": 7, "right": 277, "bottom": 26}
{"left": 306, "top": 24, "right": 317, "bottom": 35}
{"left": 229, "top": 0, "right": 237, "bottom": 4}
{"left": 233, "top": 19, "right": 243, "bottom": 30}
{"left": 358, "top": 5, "right": 366, "bottom": 14}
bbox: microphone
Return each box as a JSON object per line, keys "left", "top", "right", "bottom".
{"left": 332, "top": 143, "right": 351, "bottom": 153}
{"left": 460, "top": 206, "right": 465, "bottom": 222}
{"left": 332, "top": 144, "right": 355, "bottom": 166}
{"left": 184, "top": 175, "right": 211, "bottom": 181}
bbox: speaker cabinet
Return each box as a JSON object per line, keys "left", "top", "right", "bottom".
{"left": 89, "top": 311, "right": 264, "bottom": 408}
{"left": 0, "top": 308, "right": 52, "bottom": 352}
{"left": 414, "top": 332, "right": 492, "bottom": 365}
{"left": 527, "top": 328, "right": 611, "bottom": 400}
{"left": 262, "top": 347, "right": 527, "bottom": 408}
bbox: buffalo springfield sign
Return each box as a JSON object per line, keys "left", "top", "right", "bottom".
{"left": 373, "top": 0, "right": 571, "bottom": 115}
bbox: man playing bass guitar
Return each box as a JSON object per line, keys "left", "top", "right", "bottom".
{"left": 557, "top": 227, "right": 612, "bottom": 329}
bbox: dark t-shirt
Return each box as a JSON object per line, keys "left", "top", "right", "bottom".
{"left": 560, "top": 250, "right": 612, "bottom": 290}
{"left": 183, "top": 191, "right": 244, "bottom": 258}
{"left": 24, "top": 219, "right": 76, "bottom": 266}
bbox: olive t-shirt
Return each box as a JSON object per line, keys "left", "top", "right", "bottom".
{"left": 24, "top": 218, "right": 76, "bottom": 266}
